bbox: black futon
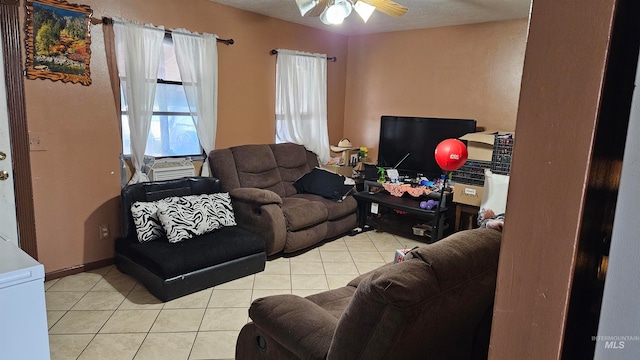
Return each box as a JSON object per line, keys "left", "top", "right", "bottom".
{"left": 114, "top": 177, "right": 266, "bottom": 302}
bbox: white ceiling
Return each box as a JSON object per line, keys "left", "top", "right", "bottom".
{"left": 208, "top": 0, "right": 532, "bottom": 36}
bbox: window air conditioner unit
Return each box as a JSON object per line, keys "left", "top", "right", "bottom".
{"left": 146, "top": 157, "right": 196, "bottom": 181}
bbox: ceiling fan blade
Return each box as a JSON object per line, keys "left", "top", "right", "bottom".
{"left": 360, "top": 0, "right": 408, "bottom": 17}
{"left": 307, "top": 0, "right": 330, "bottom": 17}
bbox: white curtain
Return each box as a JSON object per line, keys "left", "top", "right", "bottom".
{"left": 172, "top": 29, "right": 218, "bottom": 176}
{"left": 113, "top": 20, "right": 164, "bottom": 184}
{"left": 275, "top": 49, "right": 330, "bottom": 165}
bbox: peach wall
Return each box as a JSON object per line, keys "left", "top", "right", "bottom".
{"left": 23, "top": 0, "right": 348, "bottom": 273}
{"left": 343, "top": 19, "right": 528, "bottom": 161}
{"left": 23, "top": 0, "right": 528, "bottom": 274}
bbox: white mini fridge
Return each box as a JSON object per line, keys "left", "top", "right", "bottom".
{"left": 0, "top": 240, "right": 50, "bottom": 360}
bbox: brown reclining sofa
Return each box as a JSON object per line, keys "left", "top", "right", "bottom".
{"left": 209, "top": 142, "right": 358, "bottom": 256}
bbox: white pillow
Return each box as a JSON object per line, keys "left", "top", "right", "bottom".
{"left": 156, "top": 193, "right": 237, "bottom": 243}
{"left": 131, "top": 201, "right": 164, "bottom": 243}
{"left": 480, "top": 169, "right": 510, "bottom": 215}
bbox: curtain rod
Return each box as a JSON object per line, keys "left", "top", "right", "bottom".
{"left": 92, "top": 17, "right": 234, "bottom": 45}
{"left": 270, "top": 49, "right": 336, "bottom": 62}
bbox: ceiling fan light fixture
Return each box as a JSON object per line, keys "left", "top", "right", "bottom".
{"left": 319, "top": 6, "right": 339, "bottom": 24}
{"left": 325, "top": 7, "right": 345, "bottom": 24}
{"left": 321, "top": 0, "right": 352, "bottom": 25}
{"left": 319, "top": 9, "right": 333, "bottom": 25}
{"left": 305, "top": 0, "right": 407, "bottom": 26}
{"left": 295, "top": 0, "right": 319, "bottom": 16}
{"left": 354, "top": 1, "right": 376, "bottom": 23}
{"left": 336, "top": 0, "right": 353, "bottom": 17}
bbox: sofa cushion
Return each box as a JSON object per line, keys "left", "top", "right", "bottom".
{"left": 281, "top": 198, "right": 328, "bottom": 231}
{"left": 292, "top": 194, "right": 357, "bottom": 221}
{"left": 131, "top": 201, "right": 164, "bottom": 243}
{"left": 115, "top": 226, "right": 265, "bottom": 279}
{"left": 231, "top": 145, "right": 287, "bottom": 197}
{"left": 271, "top": 143, "right": 317, "bottom": 197}
{"left": 156, "top": 193, "right": 237, "bottom": 243}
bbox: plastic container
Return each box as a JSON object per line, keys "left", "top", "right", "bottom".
{"left": 491, "top": 134, "right": 514, "bottom": 175}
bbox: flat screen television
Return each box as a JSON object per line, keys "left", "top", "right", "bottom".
{"left": 377, "top": 116, "right": 477, "bottom": 179}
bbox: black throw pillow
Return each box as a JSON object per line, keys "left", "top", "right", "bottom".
{"left": 294, "top": 168, "right": 354, "bottom": 201}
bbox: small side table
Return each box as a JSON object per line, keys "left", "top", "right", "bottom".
{"left": 455, "top": 204, "right": 480, "bottom": 231}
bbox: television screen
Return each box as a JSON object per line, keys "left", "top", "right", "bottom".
{"left": 377, "top": 116, "right": 477, "bottom": 179}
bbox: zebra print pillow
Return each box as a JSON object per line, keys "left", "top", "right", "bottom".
{"left": 131, "top": 201, "right": 164, "bottom": 243}
{"left": 156, "top": 193, "right": 237, "bottom": 243}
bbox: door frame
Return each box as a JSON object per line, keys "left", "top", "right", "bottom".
{"left": 1, "top": 0, "right": 38, "bottom": 259}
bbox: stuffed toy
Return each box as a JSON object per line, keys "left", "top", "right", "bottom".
{"left": 478, "top": 208, "right": 505, "bottom": 231}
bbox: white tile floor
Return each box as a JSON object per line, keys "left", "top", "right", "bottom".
{"left": 45, "top": 230, "right": 425, "bottom": 360}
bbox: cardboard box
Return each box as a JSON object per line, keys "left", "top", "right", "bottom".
{"left": 394, "top": 249, "right": 412, "bottom": 263}
{"left": 412, "top": 224, "right": 432, "bottom": 237}
{"left": 330, "top": 149, "right": 359, "bottom": 166}
{"left": 460, "top": 131, "right": 514, "bottom": 162}
{"left": 453, "top": 183, "right": 484, "bottom": 207}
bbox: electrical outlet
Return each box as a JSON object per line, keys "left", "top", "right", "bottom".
{"left": 99, "top": 225, "right": 110, "bottom": 240}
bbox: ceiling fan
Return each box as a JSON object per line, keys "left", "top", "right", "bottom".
{"left": 295, "top": 0, "right": 408, "bottom": 25}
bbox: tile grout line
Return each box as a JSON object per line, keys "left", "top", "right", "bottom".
{"left": 46, "top": 232, "right": 419, "bottom": 360}
{"left": 77, "top": 267, "right": 136, "bottom": 360}
{"left": 131, "top": 292, "right": 165, "bottom": 360}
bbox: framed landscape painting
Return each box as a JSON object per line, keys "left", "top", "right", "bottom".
{"left": 25, "top": 0, "right": 93, "bottom": 85}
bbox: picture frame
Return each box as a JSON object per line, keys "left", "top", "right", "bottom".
{"left": 25, "top": 0, "right": 93, "bottom": 86}
{"left": 349, "top": 153, "right": 359, "bottom": 166}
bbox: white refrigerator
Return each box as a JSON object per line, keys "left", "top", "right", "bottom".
{"left": 0, "top": 239, "right": 50, "bottom": 359}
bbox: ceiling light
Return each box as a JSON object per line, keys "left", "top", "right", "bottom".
{"left": 320, "top": 0, "right": 352, "bottom": 25}
{"left": 354, "top": 1, "right": 376, "bottom": 23}
{"left": 319, "top": 10, "right": 334, "bottom": 25}
{"left": 325, "top": 5, "right": 346, "bottom": 24}
{"left": 295, "top": 0, "right": 319, "bottom": 16}
{"left": 335, "top": 0, "right": 353, "bottom": 17}
{"left": 302, "top": 0, "right": 408, "bottom": 27}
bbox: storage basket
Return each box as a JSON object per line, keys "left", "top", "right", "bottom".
{"left": 452, "top": 159, "right": 491, "bottom": 186}
{"left": 491, "top": 134, "right": 515, "bottom": 175}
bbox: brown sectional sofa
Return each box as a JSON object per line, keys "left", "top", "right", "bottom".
{"left": 236, "top": 228, "right": 502, "bottom": 359}
{"left": 208, "top": 143, "right": 357, "bottom": 256}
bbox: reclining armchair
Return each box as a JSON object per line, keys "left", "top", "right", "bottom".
{"left": 236, "top": 228, "right": 502, "bottom": 359}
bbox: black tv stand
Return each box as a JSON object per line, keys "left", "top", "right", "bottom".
{"left": 351, "top": 181, "right": 450, "bottom": 242}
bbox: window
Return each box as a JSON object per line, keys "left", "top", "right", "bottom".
{"left": 275, "top": 59, "right": 317, "bottom": 144}
{"left": 121, "top": 35, "right": 201, "bottom": 157}
{"left": 274, "top": 50, "right": 330, "bottom": 164}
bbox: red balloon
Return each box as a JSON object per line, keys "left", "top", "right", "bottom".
{"left": 434, "top": 139, "right": 468, "bottom": 171}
